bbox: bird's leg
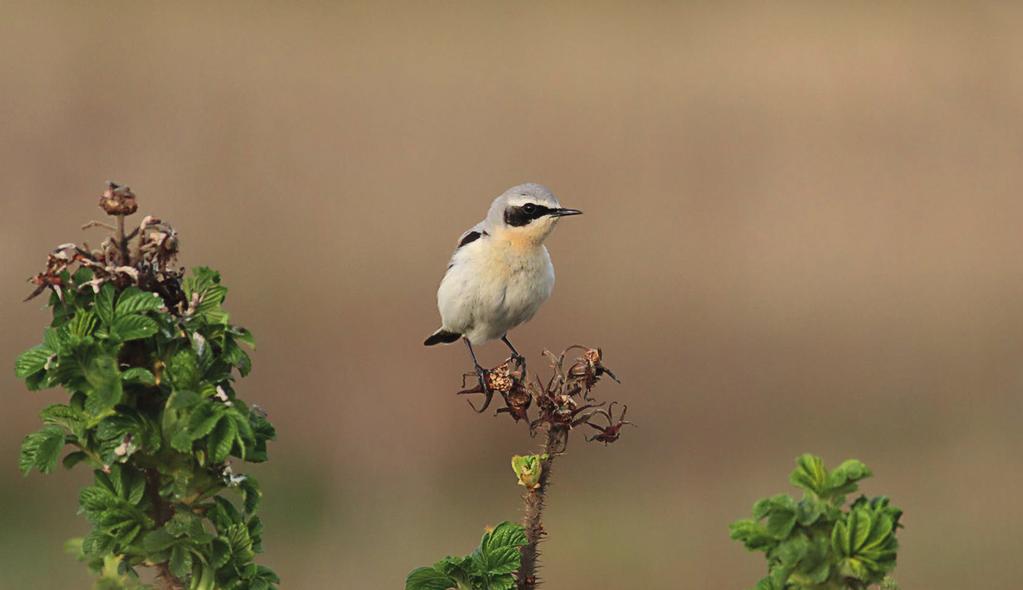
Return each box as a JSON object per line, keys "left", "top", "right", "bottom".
{"left": 463, "top": 338, "right": 492, "bottom": 405}
{"left": 501, "top": 335, "right": 526, "bottom": 366}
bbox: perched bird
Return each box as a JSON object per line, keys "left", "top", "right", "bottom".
{"left": 424, "top": 183, "right": 582, "bottom": 390}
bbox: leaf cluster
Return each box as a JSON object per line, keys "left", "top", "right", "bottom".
{"left": 406, "top": 522, "right": 528, "bottom": 590}
{"left": 17, "top": 264, "right": 277, "bottom": 589}
{"left": 729, "top": 454, "right": 902, "bottom": 590}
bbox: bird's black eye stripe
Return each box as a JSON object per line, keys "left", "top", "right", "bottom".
{"left": 504, "top": 204, "right": 552, "bottom": 227}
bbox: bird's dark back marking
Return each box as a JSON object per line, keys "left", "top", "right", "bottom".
{"left": 504, "top": 205, "right": 552, "bottom": 227}
{"left": 458, "top": 230, "right": 486, "bottom": 248}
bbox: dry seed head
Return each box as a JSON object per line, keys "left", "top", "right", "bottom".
{"left": 98, "top": 181, "right": 138, "bottom": 216}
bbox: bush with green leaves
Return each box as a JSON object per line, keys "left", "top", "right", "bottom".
{"left": 730, "top": 454, "right": 902, "bottom": 590}
{"left": 16, "top": 183, "right": 277, "bottom": 590}
{"left": 406, "top": 522, "right": 528, "bottom": 590}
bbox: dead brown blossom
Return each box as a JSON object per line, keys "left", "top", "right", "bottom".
{"left": 98, "top": 181, "right": 138, "bottom": 216}
{"left": 25, "top": 182, "right": 187, "bottom": 311}
{"left": 584, "top": 401, "right": 635, "bottom": 445}
{"left": 458, "top": 345, "right": 631, "bottom": 451}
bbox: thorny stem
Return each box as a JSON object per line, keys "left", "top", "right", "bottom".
{"left": 517, "top": 426, "right": 565, "bottom": 590}
{"left": 459, "top": 347, "right": 627, "bottom": 589}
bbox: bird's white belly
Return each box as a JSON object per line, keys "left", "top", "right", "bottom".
{"left": 438, "top": 243, "right": 554, "bottom": 345}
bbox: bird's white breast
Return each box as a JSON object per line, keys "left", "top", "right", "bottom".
{"left": 437, "top": 238, "right": 555, "bottom": 344}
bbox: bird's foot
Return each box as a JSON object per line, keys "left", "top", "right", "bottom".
{"left": 474, "top": 364, "right": 491, "bottom": 392}
{"left": 464, "top": 364, "right": 494, "bottom": 413}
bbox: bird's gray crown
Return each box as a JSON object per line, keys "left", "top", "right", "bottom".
{"left": 486, "top": 183, "right": 561, "bottom": 228}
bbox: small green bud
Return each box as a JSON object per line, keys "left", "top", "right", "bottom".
{"left": 511, "top": 454, "right": 548, "bottom": 489}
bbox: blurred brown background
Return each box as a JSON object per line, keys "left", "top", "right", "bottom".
{"left": 2, "top": 2, "right": 1022, "bottom": 588}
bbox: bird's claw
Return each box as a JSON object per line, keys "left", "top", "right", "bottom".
{"left": 465, "top": 365, "right": 494, "bottom": 413}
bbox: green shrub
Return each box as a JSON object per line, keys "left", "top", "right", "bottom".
{"left": 730, "top": 454, "right": 902, "bottom": 590}
{"left": 16, "top": 184, "right": 278, "bottom": 589}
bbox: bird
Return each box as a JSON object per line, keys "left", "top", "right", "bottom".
{"left": 424, "top": 183, "right": 582, "bottom": 392}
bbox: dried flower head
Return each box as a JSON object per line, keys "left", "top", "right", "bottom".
{"left": 98, "top": 181, "right": 138, "bottom": 216}
{"left": 458, "top": 356, "right": 527, "bottom": 413}
{"left": 584, "top": 401, "right": 636, "bottom": 445}
{"left": 27, "top": 183, "right": 187, "bottom": 310}
{"left": 456, "top": 345, "right": 633, "bottom": 452}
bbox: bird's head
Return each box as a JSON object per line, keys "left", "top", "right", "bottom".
{"left": 487, "top": 183, "right": 582, "bottom": 247}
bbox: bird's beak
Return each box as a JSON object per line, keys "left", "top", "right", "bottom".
{"left": 551, "top": 208, "right": 583, "bottom": 217}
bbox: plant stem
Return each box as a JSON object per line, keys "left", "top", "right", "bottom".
{"left": 146, "top": 468, "right": 183, "bottom": 590}
{"left": 156, "top": 563, "right": 186, "bottom": 590}
{"left": 517, "top": 426, "right": 564, "bottom": 590}
{"left": 116, "top": 214, "right": 129, "bottom": 264}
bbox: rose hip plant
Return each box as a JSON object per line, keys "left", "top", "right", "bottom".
{"left": 730, "top": 454, "right": 903, "bottom": 590}
{"left": 15, "top": 183, "right": 278, "bottom": 590}
{"left": 406, "top": 346, "right": 633, "bottom": 590}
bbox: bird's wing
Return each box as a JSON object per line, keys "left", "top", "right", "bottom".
{"left": 455, "top": 221, "right": 488, "bottom": 249}
{"left": 445, "top": 221, "right": 487, "bottom": 270}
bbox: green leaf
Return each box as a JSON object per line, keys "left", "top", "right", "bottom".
{"left": 795, "top": 498, "right": 824, "bottom": 526}
{"left": 62, "top": 451, "right": 89, "bottom": 470}
{"left": 68, "top": 310, "right": 99, "bottom": 339}
{"left": 121, "top": 367, "right": 157, "bottom": 386}
{"left": 211, "top": 416, "right": 238, "bottom": 463}
{"left": 848, "top": 509, "right": 872, "bottom": 552}
{"left": 765, "top": 503, "right": 798, "bottom": 540}
{"left": 41, "top": 403, "right": 85, "bottom": 438}
{"left": 729, "top": 519, "right": 774, "bottom": 551}
{"left": 481, "top": 522, "right": 528, "bottom": 553}
{"left": 19, "top": 426, "right": 66, "bottom": 475}
{"left": 143, "top": 528, "right": 178, "bottom": 552}
{"left": 487, "top": 577, "right": 516, "bottom": 590}
{"left": 224, "top": 522, "right": 255, "bottom": 561}
{"left": 79, "top": 485, "right": 119, "bottom": 514}
{"left": 192, "top": 565, "right": 217, "bottom": 590}
{"left": 126, "top": 473, "right": 146, "bottom": 506}
{"left": 184, "top": 267, "right": 230, "bottom": 324}
{"left": 116, "top": 287, "right": 165, "bottom": 315}
{"left": 839, "top": 556, "right": 871, "bottom": 581}
{"left": 169, "top": 544, "right": 193, "bottom": 579}
{"left": 224, "top": 340, "right": 253, "bottom": 377}
{"left": 826, "top": 459, "right": 872, "bottom": 499}
{"left": 433, "top": 555, "right": 469, "bottom": 578}
{"left": 239, "top": 477, "right": 262, "bottom": 514}
{"left": 42, "top": 327, "right": 64, "bottom": 352}
{"left": 15, "top": 346, "right": 53, "bottom": 379}
{"left": 111, "top": 314, "right": 159, "bottom": 341}
{"left": 774, "top": 533, "right": 810, "bottom": 568}
{"left": 232, "top": 327, "right": 256, "bottom": 349}
{"left": 480, "top": 546, "right": 520, "bottom": 575}
{"left": 789, "top": 454, "right": 829, "bottom": 497}
{"left": 188, "top": 403, "right": 226, "bottom": 441}
{"left": 211, "top": 538, "right": 232, "bottom": 569}
{"left": 83, "top": 356, "right": 124, "bottom": 418}
{"left": 94, "top": 284, "right": 116, "bottom": 325}
{"left": 405, "top": 567, "right": 455, "bottom": 590}
{"left": 168, "top": 350, "right": 201, "bottom": 391}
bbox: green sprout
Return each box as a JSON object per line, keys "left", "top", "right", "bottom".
{"left": 511, "top": 454, "right": 547, "bottom": 490}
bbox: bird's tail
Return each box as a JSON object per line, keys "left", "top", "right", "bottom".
{"left": 424, "top": 329, "right": 461, "bottom": 346}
